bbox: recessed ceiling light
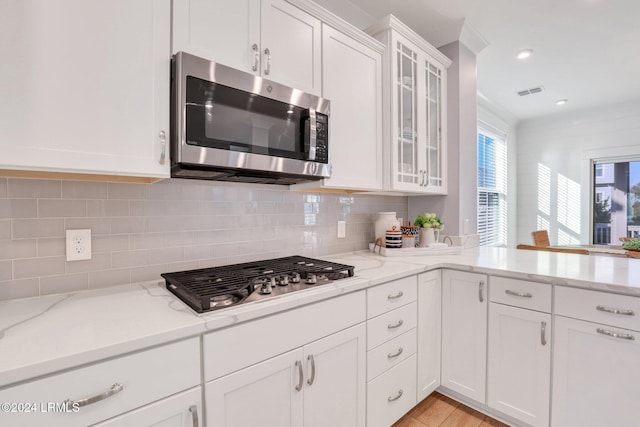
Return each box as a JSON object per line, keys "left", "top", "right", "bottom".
{"left": 555, "top": 99, "right": 568, "bottom": 106}
{"left": 516, "top": 49, "right": 533, "bottom": 60}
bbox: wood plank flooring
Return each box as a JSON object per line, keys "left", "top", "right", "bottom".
{"left": 392, "top": 392, "right": 510, "bottom": 427}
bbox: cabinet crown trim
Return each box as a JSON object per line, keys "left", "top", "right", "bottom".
{"left": 366, "top": 14, "right": 453, "bottom": 68}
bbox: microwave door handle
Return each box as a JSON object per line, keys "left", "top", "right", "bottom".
{"left": 307, "top": 108, "right": 317, "bottom": 161}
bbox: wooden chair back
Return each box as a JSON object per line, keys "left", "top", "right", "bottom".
{"left": 531, "top": 230, "right": 550, "bottom": 247}
{"left": 516, "top": 244, "right": 589, "bottom": 255}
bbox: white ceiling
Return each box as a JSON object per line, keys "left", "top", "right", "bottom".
{"left": 327, "top": 0, "right": 640, "bottom": 122}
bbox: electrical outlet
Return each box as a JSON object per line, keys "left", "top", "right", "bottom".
{"left": 337, "top": 221, "right": 346, "bottom": 238}
{"left": 66, "top": 229, "right": 92, "bottom": 261}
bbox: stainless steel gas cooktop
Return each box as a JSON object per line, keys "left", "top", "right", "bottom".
{"left": 161, "top": 256, "right": 355, "bottom": 313}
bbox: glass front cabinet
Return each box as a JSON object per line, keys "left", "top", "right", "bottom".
{"left": 367, "top": 16, "right": 451, "bottom": 194}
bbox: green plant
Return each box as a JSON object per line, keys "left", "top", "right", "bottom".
{"left": 414, "top": 213, "right": 444, "bottom": 230}
{"left": 622, "top": 239, "right": 640, "bottom": 251}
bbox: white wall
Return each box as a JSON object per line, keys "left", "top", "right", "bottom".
{"left": 516, "top": 99, "right": 640, "bottom": 245}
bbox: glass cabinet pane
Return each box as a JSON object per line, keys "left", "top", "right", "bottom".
{"left": 396, "top": 41, "right": 418, "bottom": 185}
{"left": 425, "top": 59, "right": 442, "bottom": 185}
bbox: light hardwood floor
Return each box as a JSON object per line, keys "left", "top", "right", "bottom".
{"left": 392, "top": 392, "right": 510, "bottom": 427}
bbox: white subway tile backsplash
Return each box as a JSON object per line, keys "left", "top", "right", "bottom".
{"left": 13, "top": 218, "right": 65, "bottom": 239}
{"left": 0, "top": 177, "right": 408, "bottom": 300}
{"left": 38, "top": 199, "right": 86, "bottom": 218}
{"left": 40, "top": 273, "right": 89, "bottom": 295}
{"left": 0, "top": 278, "right": 39, "bottom": 301}
{"left": 14, "top": 256, "right": 66, "bottom": 279}
{"left": 8, "top": 178, "right": 61, "bottom": 198}
{"left": 0, "top": 199, "right": 37, "bottom": 218}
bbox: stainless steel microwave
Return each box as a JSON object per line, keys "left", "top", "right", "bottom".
{"left": 171, "top": 52, "right": 331, "bottom": 184}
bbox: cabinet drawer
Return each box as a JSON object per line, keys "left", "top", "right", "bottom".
{"left": 366, "top": 354, "right": 417, "bottom": 427}
{"left": 367, "top": 302, "right": 417, "bottom": 350}
{"left": 0, "top": 337, "right": 200, "bottom": 427}
{"left": 490, "top": 276, "right": 551, "bottom": 312}
{"left": 204, "top": 291, "right": 366, "bottom": 381}
{"left": 556, "top": 286, "right": 640, "bottom": 331}
{"left": 367, "top": 276, "right": 417, "bottom": 319}
{"left": 367, "top": 328, "right": 416, "bottom": 381}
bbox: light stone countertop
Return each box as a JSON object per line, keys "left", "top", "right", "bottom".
{"left": 1, "top": 246, "right": 638, "bottom": 388}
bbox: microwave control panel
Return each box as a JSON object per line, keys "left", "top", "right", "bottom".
{"left": 315, "top": 113, "right": 329, "bottom": 163}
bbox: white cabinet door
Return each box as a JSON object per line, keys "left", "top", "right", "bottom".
{"left": 552, "top": 316, "right": 640, "bottom": 427}
{"left": 0, "top": 0, "right": 170, "bottom": 179}
{"left": 318, "top": 24, "right": 382, "bottom": 191}
{"left": 94, "top": 387, "right": 201, "bottom": 427}
{"left": 172, "top": 0, "right": 260, "bottom": 73}
{"left": 488, "top": 303, "right": 550, "bottom": 427}
{"left": 303, "top": 323, "right": 366, "bottom": 427}
{"left": 441, "top": 270, "right": 487, "bottom": 403}
{"left": 205, "top": 348, "right": 304, "bottom": 427}
{"left": 417, "top": 270, "right": 441, "bottom": 401}
{"left": 260, "top": 0, "right": 321, "bottom": 95}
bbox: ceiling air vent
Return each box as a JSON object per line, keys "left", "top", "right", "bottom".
{"left": 517, "top": 86, "right": 545, "bottom": 96}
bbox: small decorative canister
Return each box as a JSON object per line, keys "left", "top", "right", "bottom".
{"left": 402, "top": 235, "right": 415, "bottom": 248}
{"left": 400, "top": 225, "right": 420, "bottom": 240}
{"left": 374, "top": 212, "right": 400, "bottom": 242}
{"left": 385, "top": 227, "right": 402, "bottom": 248}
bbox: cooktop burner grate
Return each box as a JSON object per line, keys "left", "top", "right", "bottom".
{"left": 161, "top": 255, "right": 355, "bottom": 313}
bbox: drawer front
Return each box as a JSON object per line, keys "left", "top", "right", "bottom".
{"left": 204, "top": 291, "right": 366, "bottom": 381}
{"left": 556, "top": 286, "right": 640, "bottom": 331}
{"left": 491, "top": 276, "right": 551, "bottom": 312}
{"left": 367, "top": 328, "right": 416, "bottom": 381}
{"left": 367, "top": 302, "right": 417, "bottom": 350}
{"left": 367, "top": 275, "right": 417, "bottom": 319}
{"left": 366, "top": 355, "right": 417, "bottom": 427}
{"left": 0, "top": 337, "right": 200, "bottom": 427}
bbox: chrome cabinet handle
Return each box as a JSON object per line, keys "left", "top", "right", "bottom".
{"left": 387, "top": 347, "right": 404, "bottom": 359}
{"left": 307, "top": 354, "right": 316, "bottom": 386}
{"left": 505, "top": 289, "right": 533, "bottom": 298}
{"left": 388, "top": 389, "right": 404, "bottom": 402}
{"left": 295, "top": 360, "right": 303, "bottom": 391}
{"left": 64, "top": 383, "right": 124, "bottom": 409}
{"left": 308, "top": 108, "right": 317, "bottom": 161}
{"left": 251, "top": 43, "right": 259, "bottom": 72}
{"left": 597, "top": 328, "right": 635, "bottom": 341}
{"left": 189, "top": 405, "right": 199, "bottom": 427}
{"left": 158, "top": 130, "right": 167, "bottom": 165}
{"left": 388, "top": 291, "right": 404, "bottom": 300}
{"left": 388, "top": 319, "right": 404, "bottom": 329}
{"left": 479, "top": 280, "right": 485, "bottom": 302}
{"left": 541, "top": 321, "right": 547, "bottom": 346}
{"left": 263, "top": 48, "right": 271, "bottom": 75}
{"left": 596, "top": 305, "right": 635, "bottom": 316}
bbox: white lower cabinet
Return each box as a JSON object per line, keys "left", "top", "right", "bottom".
{"left": 367, "top": 355, "right": 417, "bottom": 427}
{"left": 205, "top": 323, "right": 366, "bottom": 427}
{"left": 0, "top": 338, "right": 200, "bottom": 427}
{"left": 416, "top": 270, "right": 441, "bottom": 401}
{"left": 93, "top": 387, "right": 202, "bottom": 427}
{"left": 441, "top": 270, "right": 488, "bottom": 403}
{"left": 552, "top": 313, "right": 640, "bottom": 426}
{"left": 488, "top": 303, "right": 550, "bottom": 427}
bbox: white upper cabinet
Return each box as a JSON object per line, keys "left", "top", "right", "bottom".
{"left": 0, "top": 0, "right": 171, "bottom": 180}
{"left": 367, "top": 15, "right": 451, "bottom": 195}
{"left": 173, "top": 0, "right": 321, "bottom": 95}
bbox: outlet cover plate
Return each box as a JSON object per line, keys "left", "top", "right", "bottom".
{"left": 66, "top": 229, "right": 92, "bottom": 261}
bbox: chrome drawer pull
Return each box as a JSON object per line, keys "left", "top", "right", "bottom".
{"left": 388, "top": 319, "right": 404, "bottom": 329}
{"left": 189, "top": 405, "right": 199, "bottom": 427}
{"left": 295, "top": 360, "right": 304, "bottom": 391}
{"left": 541, "top": 321, "right": 547, "bottom": 346}
{"left": 388, "top": 389, "right": 404, "bottom": 402}
{"left": 479, "top": 280, "right": 485, "bottom": 302}
{"left": 596, "top": 328, "right": 635, "bottom": 341}
{"left": 387, "top": 347, "right": 404, "bottom": 359}
{"left": 307, "top": 354, "right": 316, "bottom": 386}
{"left": 251, "top": 43, "right": 259, "bottom": 71}
{"left": 388, "top": 291, "right": 404, "bottom": 300}
{"left": 64, "top": 382, "right": 123, "bottom": 409}
{"left": 505, "top": 289, "right": 533, "bottom": 298}
{"left": 596, "top": 305, "right": 635, "bottom": 316}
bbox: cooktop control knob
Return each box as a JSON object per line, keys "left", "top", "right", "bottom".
{"left": 290, "top": 272, "right": 301, "bottom": 283}
{"left": 278, "top": 275, "right": 289, "bottom": 286}
{"left": 306, "top": 274, "right": 317, "bottom": 285}
{"left": 260, "top": 282, "right": 272, "bottom": 294}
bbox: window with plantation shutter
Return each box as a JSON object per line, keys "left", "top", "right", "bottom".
{"left": 478, "top": 126, "right": 507, "bottom": 246}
